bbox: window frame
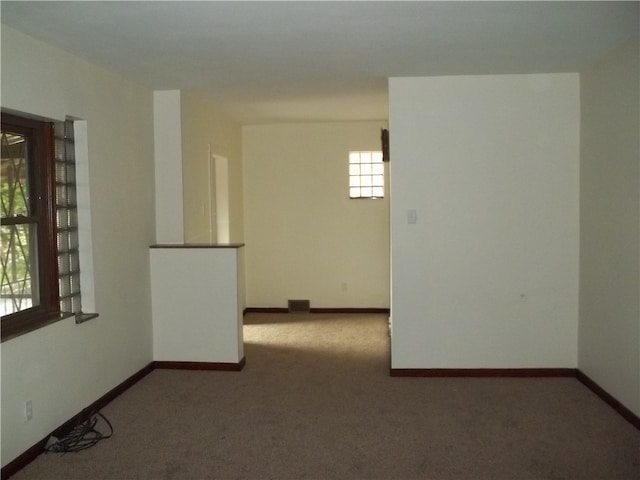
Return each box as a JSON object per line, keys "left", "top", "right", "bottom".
{"left": 1, "top": 113, "right": 61, "bottom": 341}
{"left": 348, "top": 150, "right": 385, "bottom": 199}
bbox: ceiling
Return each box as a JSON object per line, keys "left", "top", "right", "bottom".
{"left": 1, "top": 1, "right": 638, "bottom": 124}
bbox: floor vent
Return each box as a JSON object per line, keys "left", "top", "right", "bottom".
{"left": 288, "top": 299, "right": 310, "bottom": 314}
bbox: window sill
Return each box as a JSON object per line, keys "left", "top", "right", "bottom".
{"left": 1, "top": 311, "right": 73, "bottom": 343}
{"left": 75, "top": 312, "right": 99, "bottom": 324}
{"left": 1, "top": 311, "right": 100, "bottom": 342}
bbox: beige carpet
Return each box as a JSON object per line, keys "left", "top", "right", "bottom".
{"left": 12, "top": 313, "right": 640, "bottom": 479}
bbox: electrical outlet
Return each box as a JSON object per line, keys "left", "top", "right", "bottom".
{"left": 25, "top": 400, "right": 33, "bottom": 422}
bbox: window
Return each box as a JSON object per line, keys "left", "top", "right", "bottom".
{"left": 1, "top": 113, "right": 59, "bottom": 339}
{"left": 349, "top": 150, "right": 384, "bottom": 199}
{"left": 55, "top": 120, "right": 90, "bottom": 319}
{"left": 1, "top": 113, "right": 94, "bottom": 341}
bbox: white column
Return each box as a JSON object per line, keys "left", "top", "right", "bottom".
{"left": 153, "top": 90, "right": 184, "bottom": 243}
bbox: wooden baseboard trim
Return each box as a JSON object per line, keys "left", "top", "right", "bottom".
{"left": 310, "top": 307, "right": 391, "bottom": 314}
{"left": 1, "top": 357, "right": 248, "bottom": 478}
{"left": 1, "top": 362, "right": 155, "bottom": 479}
{"left": 389, "top": 368, "right": 577, "bottom": 378}
{"left": 244, "top": 307, "right": 390, "bottom": 315}
{"left": 389, "top": 367, "right": 639, "bottom": 430}
{"left": 6, "top": 361, "right": 637, "bottom": 479}
{"left": 576, "top": 370, "right": 640, "bottom": 430}
{"left": 244, "top": 307, "right": 289, "bottom": 314}
{"left": 154, "top": 357, "right": 246, "bottom": 372}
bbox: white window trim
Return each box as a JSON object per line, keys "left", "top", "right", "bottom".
{"left": 72, "top": 120, "right": 97, "bottom": 314}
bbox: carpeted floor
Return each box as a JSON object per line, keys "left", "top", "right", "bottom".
{"left": 12, "top": 313, "right": 640, "bottom": 479}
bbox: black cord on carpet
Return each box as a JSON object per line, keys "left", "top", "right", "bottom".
{"left": 44, "top": 411, "right": 113, "bottom": 454}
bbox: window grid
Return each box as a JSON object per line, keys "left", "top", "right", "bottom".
{"left": 54, "top": 120, "right": 82, "bottom": 316}
{"left": 349, "top": 151, "right": 384, "bottom": 199}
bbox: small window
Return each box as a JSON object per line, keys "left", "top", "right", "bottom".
{"left": 54, "top": 120, "right": 86, "bottom": 319}
{"left": 349, "top": 151, "right": 384, "bottom": 199}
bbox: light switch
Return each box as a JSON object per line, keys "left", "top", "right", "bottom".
{"left": 407, "top": 209, "right": 418, "bottom": 224}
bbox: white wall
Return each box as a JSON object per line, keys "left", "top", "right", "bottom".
{"left": 389, "top": 74, "right": 580, "bottom": 369}
{"left": 1, "top": 27, "right": 156, "bottom": 466}
{"left": 151, "top": 248, "right": 244, "bottom": 363}
{"left": 243, "top": 122, "right": 389, "bottom": 309}
{"left": 579, "top": 40, "right": 640, "bottom": 416}
{"left": 181, "top": 92, "right": 244, "bottom": 244}
{"left": 154, "top": 90, "right": 184, "bottom": 243}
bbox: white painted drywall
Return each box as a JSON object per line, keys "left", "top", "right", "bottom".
{"left": 214, "top": 155, "right": 231, "bottom": 243}
{"left": 154, "top": 90, "right": 184, "bottom": 244}
{"left": 579, "top": 40, "right": 640, "bottom": 416}
{"left": 243, "top": 121, "right": 389, "bottom": 308}
{"left": 150, "top": 248, "right": 244, "bottom": 363}
{"left": 180, "top": 91, "right": 243, "bottom": 244}
{"left": 1, "top": 27, "right": 155, "bottom": 466}
{"left": 389, "top": 74, "right": 580, "bottom": 369}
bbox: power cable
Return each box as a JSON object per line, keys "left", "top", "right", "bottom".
{"left": 44, "top": 411, "right": 113, "bottom": 454}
